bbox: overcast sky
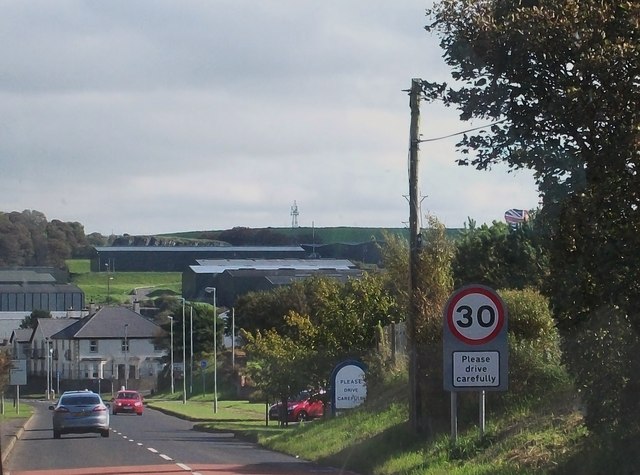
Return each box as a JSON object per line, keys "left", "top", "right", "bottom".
{"left": 1, "top": 1, "right": 539, "bottom": 236}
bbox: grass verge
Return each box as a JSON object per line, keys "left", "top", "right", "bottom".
{"left": 147, "top": 384, "right": 589, "bottom": 475}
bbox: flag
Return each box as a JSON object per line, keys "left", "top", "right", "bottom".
{"left": 504, "top": 209, "right": 529, "bottom": 225}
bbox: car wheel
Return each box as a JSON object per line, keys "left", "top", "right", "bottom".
{"left": 296, "top": 411, "right": 309, "bottom": 422}
{"left": 137, "top": 412, "right": 143, "bottom": 416}
{"left": 101, "top": 430, "right": 110, "bottom": 438}
{"left": 53, "top": 430, "right": 61, "bottom": 439}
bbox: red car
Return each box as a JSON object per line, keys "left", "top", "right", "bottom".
{"left": 269, "top": 391, "right": 326, "bottom": 422}
{"left": 112, "top": 390, "right": 144, "bottom": 416}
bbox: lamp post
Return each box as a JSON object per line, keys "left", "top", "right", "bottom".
{"left": 124, "top": 324, "right": 129, "bottom": 389}
{"left": 181, "top": 298, "right": 186, "bottom": 404}
{"left": 105, "top": 263, "right": 111, "bottom": 302}
{"left": 204, "top": 287, "right": 218, "bottom": 413}
{"left": 45, "top": 338, "right": 50, "bottom": 400}
{"left": 189, "top": 305, "right": 194, "bottom": 395}
{"left": 50, "top": 345, "right": 54, "bottom": 399}
{"left": 168, "top": 316, "right": 174, "bottom": 394}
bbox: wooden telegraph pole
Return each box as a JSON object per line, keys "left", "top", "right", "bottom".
{"left": 407, "top": 78, "right": 424, "bottom": 434}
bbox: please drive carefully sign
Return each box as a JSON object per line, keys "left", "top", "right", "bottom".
{"left": 443, "top": 285, "right": 508, "bottom": 392}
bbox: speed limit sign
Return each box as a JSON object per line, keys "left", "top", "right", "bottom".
{"left": 443, "top": 285, "right": 508, "bottom": 391}
{"left": 446, "top": 286, "right": 505, "bottom": 345}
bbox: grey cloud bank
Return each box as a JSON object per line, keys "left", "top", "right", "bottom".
{"left": 1, "top": 1, "right": 538, "bottom": 236}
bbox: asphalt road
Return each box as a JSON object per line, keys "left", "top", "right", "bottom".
{"left": 6, "top": 400, "right": 356, "bottom": 475}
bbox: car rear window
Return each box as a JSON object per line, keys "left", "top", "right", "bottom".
{"left": 118, "top": 392, "right": 138, "bottom": 399}
{"left": 61, "top": 395, "right": 101, "bottom": 405}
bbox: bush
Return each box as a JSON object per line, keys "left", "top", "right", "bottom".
{"left": 499, "top": 289, "right": 571, "bottom": 400}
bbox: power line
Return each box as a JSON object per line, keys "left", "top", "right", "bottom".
{"left": 418, "top": 118, "right": 508, "bottom": 143}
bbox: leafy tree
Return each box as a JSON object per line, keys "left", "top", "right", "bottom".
{"left": 241, "top": 274, "right": 400, "bottom": 406}
{"left": 380, "top": 217, "right": 455, "bottom": 436}
{"left": 499, "top": 288, "right": 570, "bottom": 400}
{"left": 155, "top": 300, "right": 221, "bottom": 368}
{"left": 243, "top": 310, "right": 318, "bottom": 425}
{"left": 0, "top": 349, "right": 14, "bottom": 395}
{"left": 453, "top": 217, "right": 549, "bottom": 290}
{"left": 235, "top": 284, "right": 309, "bottom": 334}
{"left": 20, "top": 309, "right": 52, "bottom": 330}
{"left": 426, "top": 0, "right": 639, "bottom": 437}
{"left": 0, "top": 209, "right": 92, "bottom": 268}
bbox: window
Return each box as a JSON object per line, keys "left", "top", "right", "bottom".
{"left": 121, "top": 339, "right": 129, "bottom": 352}
{"left": 89, "top": 340, "right": 98, "bottom": 352}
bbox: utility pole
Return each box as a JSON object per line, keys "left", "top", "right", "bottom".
{"left": 408, "top": 78, "right": 425, "bottom": 435}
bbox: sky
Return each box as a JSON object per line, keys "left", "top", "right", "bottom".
{"left": 1, "top": 1, "right": 540, "bottom": 236}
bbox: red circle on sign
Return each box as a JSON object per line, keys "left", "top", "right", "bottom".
{"left": 446, "top": 286, "right": 505, "bottom": 345}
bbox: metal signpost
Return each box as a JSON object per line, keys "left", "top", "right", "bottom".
{"left": 201, "top": 360, "right": 207, "bottom": 397}
{"left": 443, "top": 285, "right": 508, "bottom": 440}
{"left": 10, "top": 360, "right": 27, "bottom": 414}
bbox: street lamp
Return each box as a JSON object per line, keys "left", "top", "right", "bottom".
{"left": 168, "top": 316, "right": 174, "bottom": 394}
{"left": 124, "top": 324, "right": 129, "bottom": 389}
{"left": 204, "top": 287, "right": 218, "bottom": 413}
{"left": 189, "top": 305, "right": 194, "bottom": 395}
{"left": 181, "top": 298, "right": 186, "bottom": 404}
{"left": 45, "top": 338, "right": 50, "bottom": 400}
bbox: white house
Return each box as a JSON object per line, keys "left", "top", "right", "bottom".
{"left": 29, "top": 306, "right": 167, "bottom": 394}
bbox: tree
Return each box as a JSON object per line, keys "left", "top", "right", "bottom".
{"left": 452, "top": 217, "right": 549, "bottom": 290}
{"left": 380, "top": 217, "right": 455, "bottom": 436}
{"left": 20, "top": 309, "right": 51, "bottom": 330}
{"left": 426, "top": 0, "right": 640, "bottom": 437}
{"left": 241, "top": 274, "right": 400, "bottom": 407}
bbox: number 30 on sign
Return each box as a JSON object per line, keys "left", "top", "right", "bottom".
{"left": 446, "top": 286, "right": 505, "bottom": 345}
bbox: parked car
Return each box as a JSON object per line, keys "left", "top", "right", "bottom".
{"left": 112, "top": 390, "right": 144, "bottom": 416}
{"left": 269, "top": 390, "right": 327, "bottom": 422}
{"left": 49, "top": 390, "right": 110, "bottom": 439}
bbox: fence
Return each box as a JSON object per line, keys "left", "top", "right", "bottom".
{"left": 380, "top": 321, "right": 407, "bottom": 363}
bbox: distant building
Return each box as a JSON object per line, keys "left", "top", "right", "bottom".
{"left": 91, "top": 246, "right": 307, "bottom": 272}
{"left": 0, "top": 267, "right": 84, "bottom": 313}
{"left": 16, "top": 306, "right": 166, "bottom": 395}
{"left": 183, "top": 258, "right": 364, "bottom": 307}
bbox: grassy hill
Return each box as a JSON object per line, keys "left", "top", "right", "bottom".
{"left": 68, "top": 259, "right": 181, "bottom": 304}
{"left": 159, "top": 226, "right": 463, "bottom": 244}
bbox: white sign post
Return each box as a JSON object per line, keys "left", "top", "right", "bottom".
{"left": 330, "top": 360, "right": 367, "bottom": 416}
{"left": 443, "top": 285, "right": 508, "bottom": 440}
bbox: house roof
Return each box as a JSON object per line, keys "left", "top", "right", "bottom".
{"left": 31, "top": 318, "right": 77, "bottom": 343}
{"left": 10, "top": 328, "right": 32, "bottom": 343}
{"left": 52, "top": 306, "right": 165, "bottom": 340}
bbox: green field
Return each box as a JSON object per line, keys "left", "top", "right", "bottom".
{"left": 68, "top": 259, "right": 181, "bottom": 304}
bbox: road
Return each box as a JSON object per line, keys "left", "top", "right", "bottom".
{"left": 6, "top": 401, "right": 355, "bottom": 475}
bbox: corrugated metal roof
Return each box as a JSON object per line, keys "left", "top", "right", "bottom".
{"left": 0, "top": 283, "right": 82, "bottom": 292}
{"left": 0, "top": 270, "right": 56, "bottom": 284}
{"left": 190, "top": 258, "right": 355, "bottom": 274}
{"left": 95, "top": 246, "right": 304, "bottom": 252}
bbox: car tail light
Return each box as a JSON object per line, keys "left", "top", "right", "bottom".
{"left": 55, "top": 406, "right": 70, "bottom": 413}
{"left": 92, "top": 405, "right": 107, "bottom": 412}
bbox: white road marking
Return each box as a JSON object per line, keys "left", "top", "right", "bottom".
{"left": 160, "top": 454, "right": 173, "bottom": 461}
{"left": 147, "top": 447, "right": 158, "bottom": 453}
{"left": 176, "top": 462, "right": 192, "bottom": 471}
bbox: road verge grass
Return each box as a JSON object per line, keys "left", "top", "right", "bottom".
{"left": 147, "top": 384, "right": 589, "bottom": 475}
